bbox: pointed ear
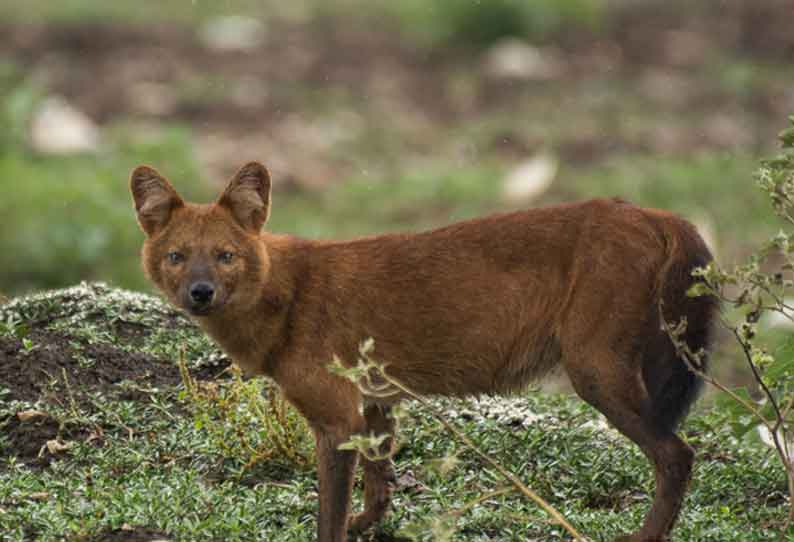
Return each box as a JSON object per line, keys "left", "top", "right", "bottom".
{"left": 130, "top": 165, "right": 184, "bottom": 237}
{"left": 218, "top": 161, "right": 271, "bottom": 232}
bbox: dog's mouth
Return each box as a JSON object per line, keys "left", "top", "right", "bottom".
{"left": 187, "top": 303, "right": 214, "bottom": 316}
{"left": 182, "top": 294, "right": 225, "bottom": 317}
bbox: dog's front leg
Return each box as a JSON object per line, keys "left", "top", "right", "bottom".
{"left": 315, "top": 427, "right": 359, "bottom": 542}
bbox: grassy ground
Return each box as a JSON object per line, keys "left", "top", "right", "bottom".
{"left": 0, "top": 284, "right": 789, "bottom": 541}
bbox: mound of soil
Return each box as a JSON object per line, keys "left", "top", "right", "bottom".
{"left": 2, "top": 413, "right": 91, "bottom": 469}
{"left": 0, "top": 331, "right": 182, "bottom": 404}
{"left": 0, "top": 329, "right": 182, "bottom": 468}
{"left": 0, "top": 283, "right": 230, "bottom": 468}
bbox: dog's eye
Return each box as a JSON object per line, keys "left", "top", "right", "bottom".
{"left": 167, "top": 251, "right": 185, "bottom": 264}
{"left": 218, "top": 251, "right": 234, "bottom": 264}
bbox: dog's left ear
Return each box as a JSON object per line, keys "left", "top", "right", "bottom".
{"left": 218, "top": 161, "right": 271, "bottom": 232}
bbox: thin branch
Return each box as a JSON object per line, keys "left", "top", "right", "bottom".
{"left": 731, "top": 327, "right": 785, "bottom": 433}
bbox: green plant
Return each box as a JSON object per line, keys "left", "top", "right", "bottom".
{"left": 20, "top": 337, "right": 37, "bottom": 353}
{"left": 0, "top": 312, "right": 28, "bottom": 338}
{"left": 178, "top": 354, "right": 315, "bottom": 471}
{"left": 666, "top": 115, "right": 794, "bottom": 538}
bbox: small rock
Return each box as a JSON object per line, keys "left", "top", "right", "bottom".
{"left": 30, "top": 97, "right": 99, "bottom": 155}
{"left": 483, "top": 38, "right": 564, "bottom": 81}
{"left": 43, "top": 439, "right": 73, "bottom": 456}
{"left": 17, "top": 409, "right": 48, "bottom": 422}
{"left": 199, "top": 16, "right": 266, "bottom": 52}
{"left": 395, "top": 470, "right": 424, "bottom": 493}
{"left": 502, "top": 152, "right": 558, "bottom": 203}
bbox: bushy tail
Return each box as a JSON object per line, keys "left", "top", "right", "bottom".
{"left": 643, "top": 217, "right": 718, "bottom": 434}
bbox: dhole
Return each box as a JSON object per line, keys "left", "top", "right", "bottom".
{"left": 131, "top": 161, "right": 716, "bottom": 542}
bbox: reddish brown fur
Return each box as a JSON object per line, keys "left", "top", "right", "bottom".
{"left": 131, "top": 162, "right": 717, "bottom": 542}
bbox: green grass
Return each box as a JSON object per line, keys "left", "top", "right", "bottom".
{"left": 0, "top": 72, "right": 211, "bottom": 295}
{"left": 0, "top": 285, "right": 789, "bottom": 541}
{"left": 559, "top": 152, "right": 774, "bottom": 257}
{"left": 0, "top": 379, "right": 786, "bottom": 541}
{"left": 270, "top": 164, "right": 505, "bottom": 239}
{"left": 0, "top": 0, "right": 293, "bottom": 24}
{"left": 371, "top": 0, "right": 606, "bottom": 49}
{"left": 0, "top": 0, "right": 605, "bottom": 50}
{"left": 0, "top": 132, "right": 206, "bottom": 294}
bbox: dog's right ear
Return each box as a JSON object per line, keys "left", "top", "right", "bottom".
{"left": 130, "top": 166, "right": 184, "bottom": 237}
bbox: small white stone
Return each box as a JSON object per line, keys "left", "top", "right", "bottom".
{"left": 502, "top": 152, "right": 558, "bottom": 203}
{"left": 484, "top": 38, "right": 563, "bottom": 81}
{"left": 30, "top": 96, "right": 99, "bottom": 155}
{"left": 762, "top": 299, "right": 794, "bottom": 329}
{"left": 758, "top": 425, "right": 794, "bottom": 460}
{"left": 199, "top": 16, "right": 266, "bottom": 52}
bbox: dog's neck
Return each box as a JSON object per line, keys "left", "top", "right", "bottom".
{"left": 195, "top": 234, "right": 305, "bottom": 376}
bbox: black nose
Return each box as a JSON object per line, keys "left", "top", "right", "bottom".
{"left": 189, "top": 282, "right": 215, "bottom": 305}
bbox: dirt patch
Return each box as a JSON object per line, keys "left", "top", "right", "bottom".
{"left": 0, "top": 330, "right": 182, "bottom": 404}
{"left": 1, "top": 414, "right": 91, "bottom": 469}
{"left": 0, "top": 285, "right": 231, "bottom": 469}
{"left": 0, "top": 328, "right": 181, "bottom": 466}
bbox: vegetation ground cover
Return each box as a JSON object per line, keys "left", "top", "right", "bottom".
{"left": 0, "top": 284, "right": 787, "bottom": 541}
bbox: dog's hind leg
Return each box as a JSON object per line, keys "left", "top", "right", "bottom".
{"left": 564, "top": 344, "right": 695, "bottom": 542}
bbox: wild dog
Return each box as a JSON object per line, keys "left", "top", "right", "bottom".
{"left": 131, "top": 161, "right": 716, "bottom": 542}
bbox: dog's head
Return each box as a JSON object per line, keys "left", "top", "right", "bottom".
{"left": 130, "top": 162, "right": 272, "bottom": 317}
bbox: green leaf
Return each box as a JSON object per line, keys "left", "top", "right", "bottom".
{"left": 687, "top": 282, "right": 711, "bottom": 298}
{"left": 764, "top": 354, "right": 794, "bottom": 384}
{"left": 780, "top": 126, "right": 794, "bottom": 149}
{"left": 715, "top": 387, "right": 762, "bottom": 439}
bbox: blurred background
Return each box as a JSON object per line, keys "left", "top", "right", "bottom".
{"left": 0, "top": 0, "right": 793, "bottom": 384}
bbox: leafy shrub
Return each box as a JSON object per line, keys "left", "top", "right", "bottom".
{"left": 669, "top": 115, "right": 794, "bottom": 534}
{"left": 179, "top": 357, "right": 315, "bottom": 471}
